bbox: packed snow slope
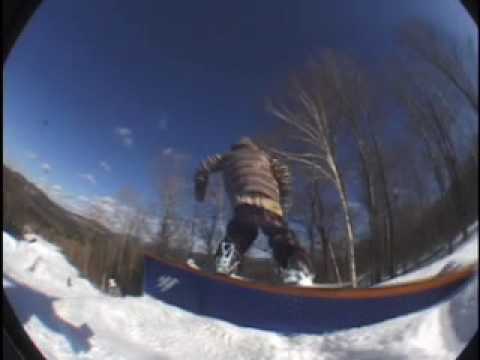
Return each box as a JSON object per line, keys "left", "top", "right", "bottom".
{"left": 3, "top": 226, "right": 478, "bottom": 360}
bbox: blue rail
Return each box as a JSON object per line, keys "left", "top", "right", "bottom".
{"left": 144, "top": 255, "right": 475, "bottom": 334}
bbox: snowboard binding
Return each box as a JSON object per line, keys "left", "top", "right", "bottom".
{"left": 278, "top": 258, "right": 315, "bottom": 286}
{"left": 215, "top": 241, "right": 241, "bottom": 276}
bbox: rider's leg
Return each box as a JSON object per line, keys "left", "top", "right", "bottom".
{"left": 262, "top": 212, "right": 314, "bottom": 285}
{"left": 215, "top": 207, "right": 258, "bottom": 275}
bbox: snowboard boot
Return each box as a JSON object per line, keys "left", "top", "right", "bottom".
{"left": 215, "top": 241, "right": 241, "bottom": 276}
{"left": 278, "top": 258, "right": 315, "bottom": 286}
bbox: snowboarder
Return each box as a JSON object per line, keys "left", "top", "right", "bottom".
{"left": 194, "top": 137, "right": 314, "bottom": 285}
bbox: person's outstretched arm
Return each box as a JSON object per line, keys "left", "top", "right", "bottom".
{"left": 270, "top": 156, "right": 292, "bottom": 216}
{"left": 194, "top": 154, "right": 225, "bottom": 202}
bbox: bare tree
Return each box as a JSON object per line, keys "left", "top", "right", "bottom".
{"left": 115, "top": 188, "right": 146, "bottom": 270}
{"left": 310, "top": 180, "right": 343, "bottom": 283}
{"left": 394, "top": 65, "right": 469, "bottom": 250}
{"left": 83, "top": 199, "right": 117, "bottom": 291}
{"left": 83, "top": 189, "right": 146, "bottom": 292}
{"left": 266, "top": 53, "right": 360, "bottom": 287}
{"left": 370, "top": 134, "right": 397, "bottom": 278}
{"left": 320, "top": 52, "right": 393, "bottom": 284}
{"left": 153, "top": 150, "right": 191, "bottom": 256}
{"left": 399, "top": 20, "right": 478, "bottom": 113}
{"left": 197, "top": 175, "right": 225, "bottom": 256}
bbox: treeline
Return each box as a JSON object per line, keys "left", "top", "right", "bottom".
{"left": 146, "top": 21, "right": 477, "bottom": 288}
{"left": 4, "top": 20, "right": 477, "bottom": 290}
{"left": 254, "top": 20, "right": 477, "bottom": 287}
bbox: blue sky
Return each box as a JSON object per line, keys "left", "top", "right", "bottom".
{"left": 4, "top": 0, "right": 477, "bottom": 216}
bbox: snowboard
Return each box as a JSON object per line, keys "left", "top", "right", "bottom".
{"left": 185, "top": 259, "right": 350, "bottom": 287}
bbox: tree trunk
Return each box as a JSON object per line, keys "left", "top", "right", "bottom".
{"left": 318, "top": 225, "right": 341, "bottom": 283}
{"left": 310, "top": 181, "right": 328, "bottom": 281}
{"left": 327, "top": 239, "right": 343, "bottom": 284}
{"left": 308, "top": 190, "right": 317, "bottom": 261}
{"left": 207, "top": 213, "right": 220, "bottom": 256}
{"left": 371, "top": 135, "right": 396, "bottom": 278}
{"left": 333, "top": 165, "right": 358, "bottom": 288}
{"left": 83, "top": 242, "right": 92, "bottom": 275}
{"left": 356, "top": 140, "right": 383, "bottom": 284}
{"left": 159, "top": 210, "right": 174, "bottom": 252}
{"left": 319, "top": 227, "right": 329, "bottom": 281}
{"left": 428, "top": 99, "right": 468, "bottom": 246}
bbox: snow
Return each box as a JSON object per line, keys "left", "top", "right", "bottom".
{"left": 3, "top": 225, "right": 478, "bottom": 360}
{"left": 379, "top": 221, "right": 478, "bottom": 286}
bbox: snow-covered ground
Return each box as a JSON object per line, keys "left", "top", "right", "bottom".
{"left": 3, "top": 227, "right": 478, "bottom": 360}
{"left": 379, "top": 222, "right": 478, "bottom": 286}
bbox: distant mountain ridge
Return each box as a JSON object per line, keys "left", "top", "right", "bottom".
{"left": 3, "top": 165, "right": 111, "bottom": 240}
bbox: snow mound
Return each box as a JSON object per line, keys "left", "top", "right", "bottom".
{"left": 379, "top": 229, "right": 478, "bottom": 286}
{"left": 3, "top": 231, "right": 19, "bottom": 253}
{"left": 3, "top": 232, "right": 97, "bottom": 297}
{"left": 3, "top": 225, "right": 478, "bottom": 360}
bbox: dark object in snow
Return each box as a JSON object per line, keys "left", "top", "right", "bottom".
{"left": 67, "top": 277, "right": 72, "bottom": 287}
{"left": 107, "top": 278, "right": 122, "bottom": 297}
{"left": 194, "top": 138, "right": 313, "bottom": 284}
{"left": 144, "top": 254, "right": 477, "bottom": 335}
{"left": 27, "top": 257, "right": 41, "bottom": 272}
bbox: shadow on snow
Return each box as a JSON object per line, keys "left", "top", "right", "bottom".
{"left": 3, "top": 274, "right": 93, "bottom": 354}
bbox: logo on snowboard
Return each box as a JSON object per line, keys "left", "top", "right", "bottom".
{"left": 157, "top": 275, "right": 180, "bottom": 292}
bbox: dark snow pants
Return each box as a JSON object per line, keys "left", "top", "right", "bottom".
{"left": 217, "top": 204, "right": 311, "bottom": 270}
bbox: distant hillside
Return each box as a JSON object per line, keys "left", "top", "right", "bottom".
{"left": 3, "top": 165, "right": 144, "bottom": 295}
{"left": 3, "top": 165, "right": 110, "bottom": 240}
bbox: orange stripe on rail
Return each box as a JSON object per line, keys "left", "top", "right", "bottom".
{"left": 143, "top": 253, "right": 477, "bottom": 300}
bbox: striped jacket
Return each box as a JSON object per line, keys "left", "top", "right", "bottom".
{"left": 194, "top": 140, "right": 291, "bottom": 217}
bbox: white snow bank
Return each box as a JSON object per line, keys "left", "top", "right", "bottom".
{"left": 3, "top": 228, "right": 478, "bottom": 360}
{"left": 3, "top": 232, "right": 19, "bottom": 253}
{"left": 3, "top": 232, "right": 98, "bottom": 298}
{"left": 379, "top": 227, "right": 478, "bottom": 286}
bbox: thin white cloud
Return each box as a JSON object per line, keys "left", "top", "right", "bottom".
{"left": 100, "top": 161, "right": 111, "bottom": 172}
{"left": 52, "top": 193, "right": 92, "bottom": 216}
{"left": 79, "top": 173, "right": 97, "bottom": 185}
{"left": 114, "top": 127, "right": 134, "bottom": 148}
{"left": 115, "top": 127, "right": 132, "bottom": 137}
{"left": 123, "top": 137, "right": 134, "bottom": 147}
{"left": 26, "top": 151, "right": 38, "bottom": 160}
{"left": 77, "top": 195, "right": 89, "bottom": 202}
{"left": 41, "top": 163, "right": 51, "bottom": 173}
{"left": 158, "top": 116, "right": 168, "bottom": 131}
{"left": 51, "top": 184, "right": 63, "bottom": 192}
{"left": 98, "top": 196, "right": 116, "bottom": 206}
{"left": 161, "top": 147, "right": 190, "bottom": 161}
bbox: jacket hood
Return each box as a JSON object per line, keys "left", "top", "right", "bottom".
{"left": 231, "top": 137, "right": 259, "bottom": 151}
